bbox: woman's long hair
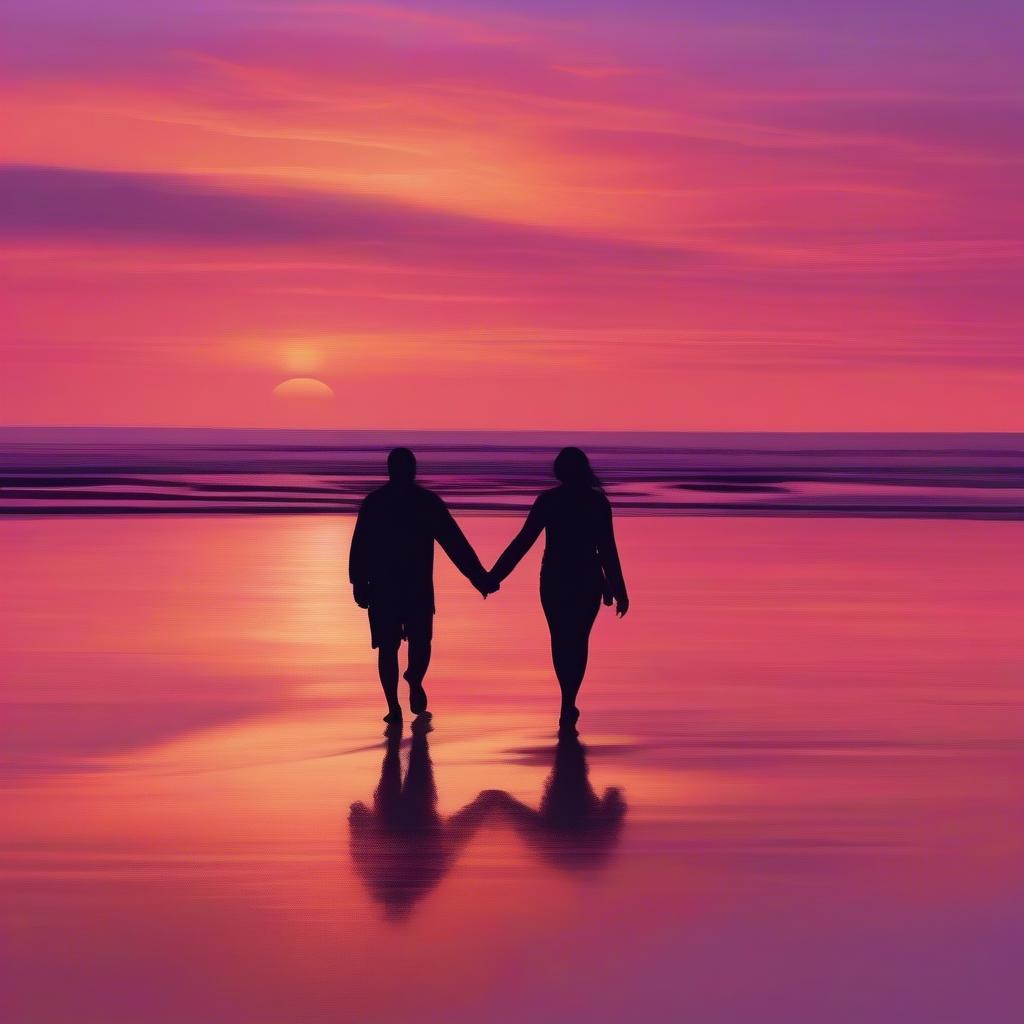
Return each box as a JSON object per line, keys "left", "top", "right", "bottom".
{"left": 553, "top": 447, "right": 602, "bottom": 490}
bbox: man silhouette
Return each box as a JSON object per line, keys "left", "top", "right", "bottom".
{"left": 349, "top": 447, "right": 493, "bottom": 722}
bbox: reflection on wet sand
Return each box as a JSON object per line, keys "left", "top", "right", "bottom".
{"left": 6, "top": 515, "right": 1024, "bottom": 1023}
{"left": 349, "top": 723, "right": 627, "bottom": 919}
{"left": 349, "top": 719, "right": 494, "bottom": 921}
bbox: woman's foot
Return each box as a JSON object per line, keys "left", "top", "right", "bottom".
{"left": 558, "top": 705, "right": 580, "bottom": 728}
{"left": 383, "top": 708, "right": 403, "bottom": 724}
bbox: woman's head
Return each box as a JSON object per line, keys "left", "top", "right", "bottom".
{"left": 553, "top": 447, "right": 600, "bottom": 488}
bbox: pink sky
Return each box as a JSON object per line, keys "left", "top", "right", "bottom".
{"left": 3, "top": 0, "right": 1022, "bottom": 429}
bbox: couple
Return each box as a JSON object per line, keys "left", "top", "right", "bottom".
{"left": 348, "top": 446, "right": 629, "bottom": 729}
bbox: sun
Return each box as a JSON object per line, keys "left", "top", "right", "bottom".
{"left": 272, "top": 377, "right": 335, "bottom": 400}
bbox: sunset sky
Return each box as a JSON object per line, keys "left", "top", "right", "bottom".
{"left": 3, "top": 0, "right": 1022, "bottom": 429}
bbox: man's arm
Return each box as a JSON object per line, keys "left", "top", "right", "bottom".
{"left": 433, "top": 499, "right": 489, "bottom": 594}
{"left": 348, "top": 500, "right": 372, "bottom": 607}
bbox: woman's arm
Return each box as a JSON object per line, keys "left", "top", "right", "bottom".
{"left": 597, "top": 496, "right": 629, "bottom": 615}
{"left": 489, "top": 497, "right": 546, "bottom": 584}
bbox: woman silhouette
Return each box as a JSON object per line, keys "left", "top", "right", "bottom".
{"left": 489, "top": 447, "right": 628, "bottom": 728}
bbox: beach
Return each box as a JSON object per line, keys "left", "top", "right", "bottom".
{"left": 7, "top": 0, "right": 1023, "bottom": 1014}
{"left": 3, "top": 511, "right": 1023, "bottom": 1022}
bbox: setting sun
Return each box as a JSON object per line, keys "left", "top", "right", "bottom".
{"left": 272, "top": 377, "right": 335, "bottom": 401}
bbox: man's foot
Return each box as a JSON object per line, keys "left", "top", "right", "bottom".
{"left": 408, "top": 683, "right": 429, "bottom": 716}
{"left": 383, "top": 708, "right": 403, "bottom": 724}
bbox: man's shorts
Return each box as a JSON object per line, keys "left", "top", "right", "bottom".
{"left": 367, "top": 602, "right": 434, "bottom": 650}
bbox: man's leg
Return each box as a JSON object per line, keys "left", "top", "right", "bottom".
{"left": 377, "top": 642, "right": 402, "bottom": 720}
{"left": 406, "top": 636, "right": 432, "bottom": 686}
{"left": 405, "top": 617, "right": 433, "bottom": 716}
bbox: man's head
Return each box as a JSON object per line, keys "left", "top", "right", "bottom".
{"left": 386, "top": 447, "right": 417, "bottom": 484}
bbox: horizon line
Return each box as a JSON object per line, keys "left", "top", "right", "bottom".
{"left": 2, "top": 425, "right": 1023, "bottom": 436}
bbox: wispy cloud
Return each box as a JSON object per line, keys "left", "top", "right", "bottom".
{"left": 0, "top": 164, "right": 716, "bottom": 273}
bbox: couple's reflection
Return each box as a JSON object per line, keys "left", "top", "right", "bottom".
{"left": 348, "top": 721, "right": 626, "bottom": 920}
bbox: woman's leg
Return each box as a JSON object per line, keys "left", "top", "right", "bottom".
{"left": 543, "top": 587, "right": 601, "bottom": 721}
{"left": 554, "top": 623, "right": 593, "bottom": 714}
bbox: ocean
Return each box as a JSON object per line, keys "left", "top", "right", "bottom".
{"left": 2, "top": 428, "right": 1023, "bottom": 517}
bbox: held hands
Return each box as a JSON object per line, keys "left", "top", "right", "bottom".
{"left": 615, "top": 595, "right": 629, "bottom": 618}
{"left": 474, "top": 569, "right": 501, "bottom": 599}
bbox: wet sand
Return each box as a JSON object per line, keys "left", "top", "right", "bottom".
{"left": 2, "top": 515, "right": 1023, "bottom": 1022}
